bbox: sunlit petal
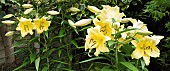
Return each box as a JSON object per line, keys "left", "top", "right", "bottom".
{"left": 131, "top": 47, "right": 144, "bottom": 59}
{"left": 143, "top": 54, "right": 150, "bottom": 66}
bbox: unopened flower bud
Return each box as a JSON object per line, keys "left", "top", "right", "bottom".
{"left": 24, "top": 8, "right": 33, "bottom": 14}
{"left": 68, "top": 19, "right": 76, "bottom": 28}
{"left": 2, "top": 20, "right": 15, "bottom": 25}
{"left": 74, "top": 19, "right": 92, "bottom": 26}
{"left": 69, "top": 7, "right": 80, "bottom": 12}
{"left": 3, "top": 14, "right": 13, "bottom": 19}
{"left": 22, "top": 4, "right": 33, "bottom": 8}
{"left": 5, "top": 31, "right": 14, "bottom": 36}
{"left": 47, "top": 11, "right": 59, "bottom": 15}
{"left": 87, "top": 6, "right": 100, "bottom": 14}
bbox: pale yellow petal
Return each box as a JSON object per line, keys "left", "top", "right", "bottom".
{"left": 145, "top": 46, "right": 160, "bottom": 57}
{"left": 143, "top": 54, "right": 150, "bottom": 66}
{"left": 93, "top": 18, "right": 100, "bottom": 26}
{"left": 98, "top": 44, "right": 109, "bottom": 52}
{"left": 85, "top": 35, "right": 91, "bottom": 51}
{"left": 94, "top": 48, "right": 100, "bottom": 56}
{"left": 131, "top": 48, "right": 144, "bottom": 59}
{"left": 151, "top": 35, "right": 164, "bottom": 45}
{"left": 131, "top": 40, "right": 138, "bottom": 47}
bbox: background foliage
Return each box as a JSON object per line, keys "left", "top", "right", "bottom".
{"left": 0, "top": 0, "right": 169, "bottom": 71}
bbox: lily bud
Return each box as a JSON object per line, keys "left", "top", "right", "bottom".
{"left": 137, "top": 31, "right": 153, "bottom": 35}
{"left": 24, "top": 8, "right": 33, "bottom": 14}
{"left": 74, "top": 19, "right": 92, "bottom": 26}
{"left": 69, "top": 7, "right": 80, "bottom": 12}
{"left": 47, "top": 11, "right": 59, "bottom": 15}
{"left": 3, "top": 14, "right": 13, "bottom": 19}
{"left": 2, "top": 20, "right": 15, "bottom": 25}
{"left": 113, "top": 22, "right": 120, "bottom": 29}
{"left": 22, "top": 4, "right": 33, "bottom": 8}
{"left": 5, "top": 31, "right": 14, "bottom": 36}
{"left": 87, "top": 6, "right": 100, "bottom": 14}
{"left": 68, "top": 19, "right": 76, "bottom": 28}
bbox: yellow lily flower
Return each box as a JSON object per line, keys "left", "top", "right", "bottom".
{"left": 16, "top": 17, "right": 34, "bottom": 37}
{"left": 85, "top": 26, "right": 111, "bottom": 56}
{"left": 34, "top": 17, "right": 51, "bottom": 34}
{"left": 93, "top": 18, "right": 113, "bottom": 38}
{"left": 97, "top": 5, "right": 125, "bottom": 22}
{"left": 131, "top": 36, "right": 164, "bottom": 65}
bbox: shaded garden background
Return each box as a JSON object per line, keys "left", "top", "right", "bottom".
{"left": 0, "top": 0, "right": 170, "bottom": 71}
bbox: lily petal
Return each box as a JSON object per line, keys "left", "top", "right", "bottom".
{"left": 145, "top": 46, "right": 160, "bottom": 57}
{"left": 131, "top": 47, "right": 144, "bottom": 59}
{"left": 143, "top": 54, "right": 150, "bottom": 66}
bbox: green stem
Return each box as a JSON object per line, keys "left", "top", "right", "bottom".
{"left": 136, "top": 59, "right": 139, "bottom": 68}
{"left": 115, "top": 43, "right": 119, "bottom": 70}
{"left": 43, "top": 33, "right": 50, "bottom": 71}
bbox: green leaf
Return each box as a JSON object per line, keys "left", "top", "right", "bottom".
{"left": 79, "top": 26, "right": 93, "bottom": 32}
{"left": 73, "top": 28, "right": 79, "bottom": 35}
{"left": 58, "top": 28, "right": 65, "bottom": 37}
{"left": 101, "top": 66, "right": 114, "bottom": 71}
{"left": 77, "top": 46, "right": 84, "bottom": 49}
{"left": 45, "top": 31, "right": 49, "bottom": 38}
{"left": 59, "top": 68, "right": 75, "bottom": 71}
{"left": 42, "top": 66, "right": 48, "bottom": 71}
{"left": 79, "top": 57, "right": 106, "bottom": 64}
{"left": 35, "top": 57, "right": 40, "bottom": 71}
{"left": 12, "top": 41, "right": 26, "bottom": 48}
{"left": 58, "top": 50, "right": 62, "bottom": 57}
{"left": 120, "top": 62, "right": 139, "bottom": 71}
{"left": 42, "top": 48, "right": 56, "bottom": 59}
{"left": 70, "top": 40, "right": 78, "bottom": 48}
{"left": 13, "top": 61, "right": 29, "bottom": 71}
{"left": 0, "top": 0, "right": 5, "bottom": 4}
{"left": 29, "top": 37, "right": 39, "bottom": 43}
{"left": 30, "top": 53, "right": 36, "bottom": 63}
{"left": 52, "top": 60, "right": 68, "bottom": 65}
{"left": 115, "top": 28, "right": 138, "bottom": 37}
{"left": 140, "top": 59, "right": 145, "bottom": 70}
{"left": 112, "top": 18, "right": 116, "bottom": 23}
{"left": 107, "top": 40, "right": 115, "bottom": 47}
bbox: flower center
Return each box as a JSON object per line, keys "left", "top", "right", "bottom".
{"left": 100, "top": 25, "right": 107, "bottom": 35}
{"left": 24, "top": 25, "right": 29, "bottom": 32}
{"left": 89, "top": 39, "right": 96, "bottom": 47}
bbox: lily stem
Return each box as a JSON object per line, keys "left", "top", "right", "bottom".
{"left": 115, "top": 43, "right": 119, "bottom": 70}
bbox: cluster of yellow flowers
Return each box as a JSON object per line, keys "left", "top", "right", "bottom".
{"left": 16, "top": 17, "right": 51, "bottom": 37}
{"left": 2, "top": 4, "right": 59, "bottom": 37}
{"left": 71, "top": 5, "right": 164, "bottom": 66}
